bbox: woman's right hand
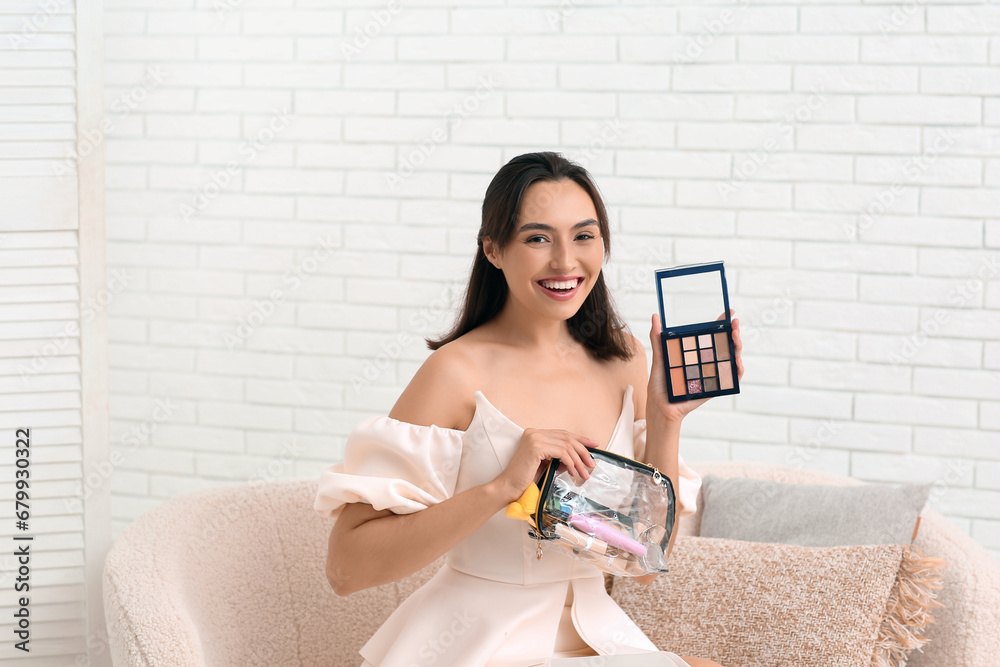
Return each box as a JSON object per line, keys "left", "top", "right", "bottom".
{"left": 490, "top": 428, "right": 599, "bottom": 504}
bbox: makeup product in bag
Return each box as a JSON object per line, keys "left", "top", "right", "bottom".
{"left": 529, "top": 448, "right": 676, "bottom": 576}
{"left": 554, "top": 523, "right": 610, "bottom": 556}
{"left": 568, "top": 514, "right": 647, "bottom": 556}
{"left": 655, "top": 261, "right": 740, "bottom": 402}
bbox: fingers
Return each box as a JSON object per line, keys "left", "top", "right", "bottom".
{"left": 649, "top": 314, "right": 662, "bottom": 365}
{"left": 561, "top": 445, "right": 592, "bottom": 481}
{"left": 536, "top": 430, "right": 597, "bottom": 480}
{"left": 569, "top": 433, "right": 598, "bottom": 479}
{"left": 516, "top": 424, "right": 604, "bottom": 491}
{"left": 731, "top": 311, "right": 744, "bottom": 380}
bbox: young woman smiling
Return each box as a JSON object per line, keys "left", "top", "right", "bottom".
{"left": 316, "top": 152, "right": 741, "bottom": 666}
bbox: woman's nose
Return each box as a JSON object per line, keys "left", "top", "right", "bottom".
{"left": 549, "top": 239, "right": 574, "bottom": 270}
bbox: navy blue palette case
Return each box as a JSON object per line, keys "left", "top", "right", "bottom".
{"left": 655, "top": 261, "right": 740, "bottom": 403}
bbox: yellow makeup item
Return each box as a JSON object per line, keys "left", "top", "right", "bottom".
{"left": 505, "top": 482, "right": 540, "bottom": 528}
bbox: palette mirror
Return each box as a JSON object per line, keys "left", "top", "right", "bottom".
{"left": 660, "top": 270, "right": 725, "bottom": 329}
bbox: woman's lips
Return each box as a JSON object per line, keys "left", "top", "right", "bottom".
{"left": 535, "top": 277, "right": 583, "bottom": 301}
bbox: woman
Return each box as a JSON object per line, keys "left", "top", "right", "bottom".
{"left": 315, "top": 152, "right": 740, "bottom": 666}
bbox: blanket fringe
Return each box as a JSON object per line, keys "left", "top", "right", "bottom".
{"left": 872, "top": 544, "right": 947, "bottom": 667}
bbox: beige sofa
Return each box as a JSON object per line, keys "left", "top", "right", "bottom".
{"left": 102, "top": 462, "right": 1000, "bottom": 666}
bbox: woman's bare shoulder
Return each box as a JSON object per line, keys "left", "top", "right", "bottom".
{"left": 387, "top": 334, "right": 485, "bottom": 430}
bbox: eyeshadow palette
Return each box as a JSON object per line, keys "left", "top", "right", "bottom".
{"left": 655, "top": 261, "right": 740, "bottom": 402}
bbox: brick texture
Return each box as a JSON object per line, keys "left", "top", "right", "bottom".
{"left": 100, "top": 2, "right": 1000, "bottom": 560}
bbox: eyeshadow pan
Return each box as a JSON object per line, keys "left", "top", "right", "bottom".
{"left": 704, "top": 377, "right": 719, "bottom": 392}
{"left": 687, "top": 380, "right": 702, "bottom": 394}
{"left": 715, "top": 332, "right": 730, "bottom": 361}
{"left": 700, "top": 348, "right": 714, "bottom": 363}
{"left": 685, "top": 365, "right": 699, "bottom": 380}
{"left": 682, "top": 336, "right": 696, "bottom": 351}
{"left": 684, "top": 350, "right": 698, "bottom": 365}
{"left": 667, "top": 338, "right": 682, "bottom": 367}
{"left": 698, "top": 334, "right": 712, "bottom": 348}
{"left": 670, "top": 367, "right": 686, "bottom": 396}
{"left": 719, "top": 361, "right": 734, "bottom": 390}
{"left": 702, "top": 363, "right": 716, "bottom": 377}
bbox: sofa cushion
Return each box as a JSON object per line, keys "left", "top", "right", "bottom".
{"left": 697, "top": 474, "right": 930, "bottom": 546}
{"left": 612, "top": 536, "right": 944, "bottom": 667}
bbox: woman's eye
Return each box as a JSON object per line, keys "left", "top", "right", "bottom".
{"left": 525, "top": 232, "right": 597, "bottom": 244}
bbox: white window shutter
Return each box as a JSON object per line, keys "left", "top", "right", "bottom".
{"left": 0, "top": 1, "right": 110, "bottom": 664}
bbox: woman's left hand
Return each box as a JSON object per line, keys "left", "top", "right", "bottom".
{"left": 647, "top": 310, "right": 744, "bottom": 424}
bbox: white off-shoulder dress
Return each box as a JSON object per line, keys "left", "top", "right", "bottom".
{"left": 314, "top": 384, "right": 702, "bottom": 667}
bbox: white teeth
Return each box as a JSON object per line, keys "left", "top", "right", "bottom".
{"left": 539, "top": 279, "right": 578, "bottom": 290}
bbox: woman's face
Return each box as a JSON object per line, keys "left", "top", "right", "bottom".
{"left": 484, "top": 178, "right": 605, "bottom": 322}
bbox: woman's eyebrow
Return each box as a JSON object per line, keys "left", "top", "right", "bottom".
{"left": 516, "top": 219, "right": 598, "bottom": 234}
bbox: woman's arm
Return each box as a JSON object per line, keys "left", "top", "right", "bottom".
{"left": 627, "top": 329, "right": 682, "bottom": 586}
{"left": 326, "top": 345, "right": 489, "bottom": 596}
{"left": 327, "top": 478, "right": 510, "bottom": 596}
{"left": 631, "top": 313, "right": 743, "bottom": 586}
{"left": 643, "top": 414, "right": 683, "bottom": 558}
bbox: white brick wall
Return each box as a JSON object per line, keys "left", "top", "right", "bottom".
{"left": 97, "top": 2, "right": 1000, "bottom": 563}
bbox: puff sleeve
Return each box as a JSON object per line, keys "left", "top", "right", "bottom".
{"left": 632, "top": 418, "right": 702, "bottom": 517}
{"left": 314, "top": 415, "right": 465, "bottom": 521}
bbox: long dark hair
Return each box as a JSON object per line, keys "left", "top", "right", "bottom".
{"left": 426, "top": 152, "right": 634, "bottom": 361}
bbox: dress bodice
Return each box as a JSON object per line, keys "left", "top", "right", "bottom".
{"left": 313, "top": 384, "right": 703, "bottom": 666}
{"left": 447, "top": 386, "right": 638, "bottom": 585}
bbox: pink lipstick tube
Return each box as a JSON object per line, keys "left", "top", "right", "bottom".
{"left": 568, "top": 514, "right": 647, "bottom": 557}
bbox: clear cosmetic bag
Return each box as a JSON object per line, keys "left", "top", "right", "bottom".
{"left": 527, "top": 448, "right": 676, "bottom": 577}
